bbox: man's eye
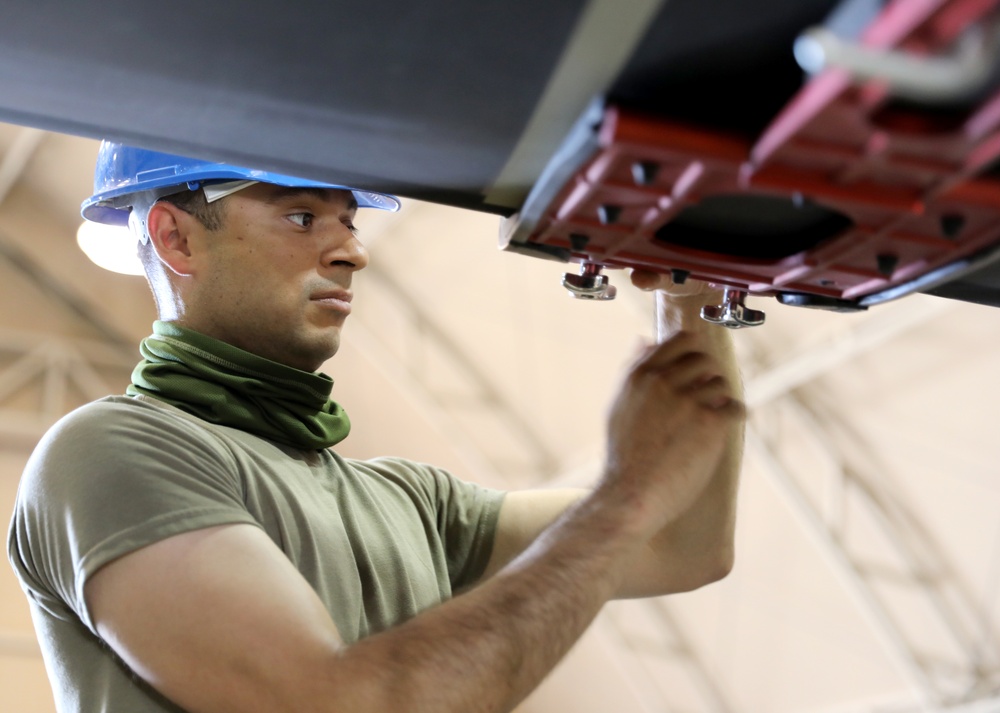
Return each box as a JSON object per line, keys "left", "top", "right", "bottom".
{"left": 345, "top": 222, "right": 360, "bottom": 236}
{"left": 288, "top": 213, "right": 313, "bottom": 228}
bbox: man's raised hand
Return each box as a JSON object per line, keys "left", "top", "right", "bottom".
{"left": 600, "top": 331, "right": 745, "bottom": 537}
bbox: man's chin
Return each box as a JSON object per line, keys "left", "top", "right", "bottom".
{"left": 294, "top": 331, "right": 341, "bottom": 372}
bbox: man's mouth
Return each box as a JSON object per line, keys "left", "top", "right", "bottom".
{"left": 310, "top": 289, "right": 353, "bottom": 314}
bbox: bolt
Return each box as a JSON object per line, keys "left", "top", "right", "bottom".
{"left": 569, "top": 233, "right": 590, "bottom": 251}
{"left": 598, "top": 204, "right": 622, "bottom": 225}
{"left": 631, "top": 161, "right": 659, "bottom": 186}
{"left": 876, "top": 254, "right": 899, "bottom": 277}
{"left": 940, "top": 213, "right": 965, "bottom": 239}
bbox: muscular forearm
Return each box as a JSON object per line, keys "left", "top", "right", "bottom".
{"left": 481, "top": 297, "right": 745, "bottom": 600}
{"left": 327, "top": 308, "right": 741, "bottom": 708}
{"left": 329, "top": 490, "right": 653, "bottom": 713}
{"left": 636, "top": 291, "right": 744, "bottom": 592}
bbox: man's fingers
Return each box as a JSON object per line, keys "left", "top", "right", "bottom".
{"left": 682, "top": 375, "right": 738, "bottom": 409}
{"left": 634, "top": 333, "right": 727, "bottom": 386}
{"left": 628, "top": 334, "right": 741, "bottom": 411}
{"left": 634, "top": 330, "right": 700, "bottom": 369}
{"left": 658, "top": 351, "right": 719, "bottom": 388}
{"left": 629, "top": 268, "right": 663, "bottom": 291}
{"left": 627, "top": 338, "right": 657, "bottom": 366}
{"left": 628, "top": 268, "right": 714, "bottom": 297}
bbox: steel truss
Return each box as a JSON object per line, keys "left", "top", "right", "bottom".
{"left": 740, "top": 292, "right": 1000, "bottom": 712}
{"left": 581, "top": 295, "right": 1000, "bottom": 713}
{"left": 0, "top": 327, "right": 134, "bottom": 447}
{"left": 0, "top": 126, "right": 43, "bottom": 202}
{"left": 602, "top": 599, "right": 737, "bottom": 713}
{"left": 748, "top": 394, "right": 1000, "bottom": 712}
{"left": 738, "top": 300, "right": 1000, "bottom": 712}
{"left": 348, "top": 260, "right": 559, "bottom": 488}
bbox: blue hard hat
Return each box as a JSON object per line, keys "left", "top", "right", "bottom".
{"left": 81, "top": 141, "right": 401, "bottom": 226}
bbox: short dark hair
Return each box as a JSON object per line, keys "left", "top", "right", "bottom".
{"left": 159, "top": 188, "right": 226, "bottom": 231}
{"left": 135, "top": 187, "right": 226, "bottom": 277}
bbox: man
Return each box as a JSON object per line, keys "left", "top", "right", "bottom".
{"left": 9, "top": 142, "right": 745, "bottom": 713}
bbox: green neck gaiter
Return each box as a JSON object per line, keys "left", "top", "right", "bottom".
{"left": 127, "top": 321, "right": 350, "bottom": 450}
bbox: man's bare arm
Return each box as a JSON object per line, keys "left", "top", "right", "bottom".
{"left": 484, "top": 275, "right": 744, "bottom": 599}
{"left": 86, "top": 329, "right": 743, "bottom": 713}
{"left": 633, "top": 278, "right": 744, "bottom": 595}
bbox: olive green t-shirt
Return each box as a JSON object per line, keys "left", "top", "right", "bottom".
{"left": 8, "top": 395, "right": 505, "bottom": 712}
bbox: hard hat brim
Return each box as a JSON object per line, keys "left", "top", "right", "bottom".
{"left": 82, "top": 143, "right": 401, "bottom": 225}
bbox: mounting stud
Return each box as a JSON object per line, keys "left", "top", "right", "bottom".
{"left": 940, "top": 213, "right": 965, "bottom": 239}
{"left": 569, "top": 233, "right": 590, "bottom": 251}
{"left": 631, "top": 161, "right": 659, "bottom": 186}
{"left": 562, "top": 262, "right": 617, "bottom": 301}
{"left": 876, "top": 253, "right": 899, "bottom": 277}
{"left": 700, "top": 289, "right": 765, "bottom": 328}
{"left": 597, "top": 204, "right": 622, "bottom": 225}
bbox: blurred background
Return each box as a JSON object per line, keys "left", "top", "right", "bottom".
{"left": 0, "top": 126, "right": 998, "bottom": 713}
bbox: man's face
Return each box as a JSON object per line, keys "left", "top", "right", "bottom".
{"left": 183, "top": 184, "right": 368, "bottom": 372}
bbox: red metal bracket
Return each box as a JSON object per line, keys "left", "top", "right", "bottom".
{"left": 512, "top": 0, "right": 1000, "bottom": 304}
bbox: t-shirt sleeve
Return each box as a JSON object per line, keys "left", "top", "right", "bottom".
{"left": 7, "top": 398, "right": 259, "bottom": 635}
{"left": 366, "top": 457, "right": 506, "bottom": 591}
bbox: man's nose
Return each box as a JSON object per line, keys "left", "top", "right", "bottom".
{"left": 324, "top": 230, "right": 369, "bottom": 271}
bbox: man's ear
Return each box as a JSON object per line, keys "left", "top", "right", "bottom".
{"left": 146, "top": 201, "right": 198, "bottom": 276}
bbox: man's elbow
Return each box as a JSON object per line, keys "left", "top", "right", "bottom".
{"left": 681, "top": 546, "right": 735, "bottom": 592}
{"left": 703, "top": 545, "right": 735, "bottom": 585}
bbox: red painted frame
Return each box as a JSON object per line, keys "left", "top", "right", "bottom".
{"left": 522, "top": 0, "right": 1000, "bottom": 301}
